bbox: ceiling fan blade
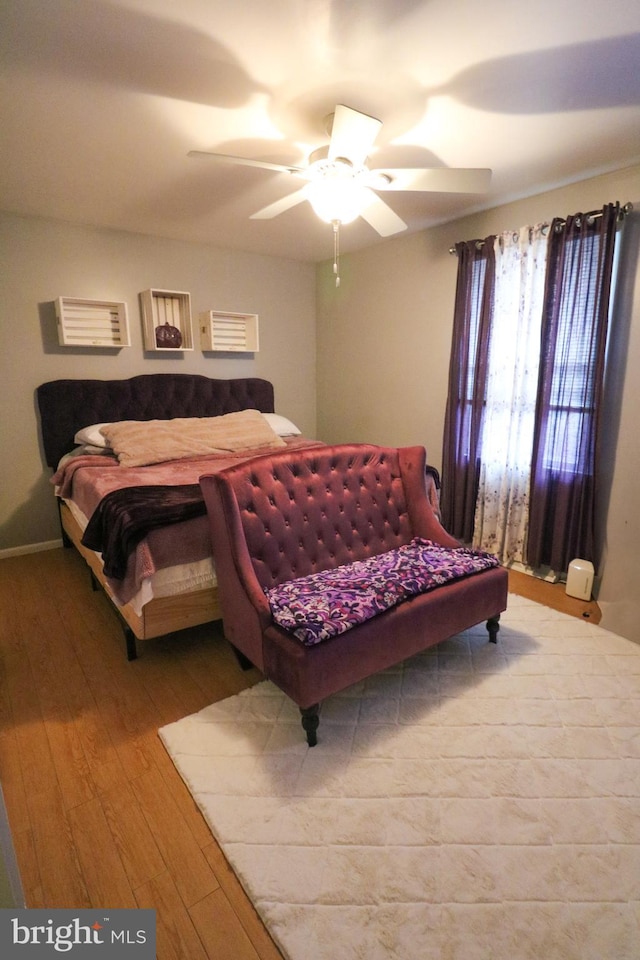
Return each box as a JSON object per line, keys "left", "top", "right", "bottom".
{"left": 188, "top": 150, "right": 304, "bottom": 176}
{"left": 328, "top": 104, "right": 382, "bottom": 167}
{"left": 358, "top": 190, "right": 407, "bottom": 237}
{"left": 249, "top": 187, "right": 310, "bottom": 220}
{"left": 371, "top": 167, "right": 492, "bottom": 194}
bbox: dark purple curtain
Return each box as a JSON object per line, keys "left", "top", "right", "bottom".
{"left": 526, "top": 203, "right": 620, "bottom": 571}
{"left": 441, "top": 238, "right": 495, "bottom": 540}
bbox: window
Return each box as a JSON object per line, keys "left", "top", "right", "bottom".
{"left": 443, "top": 203, "right": 623, "bottom": 572}
{"left": 539, "top": 231, "right": 605, "bottom": 475}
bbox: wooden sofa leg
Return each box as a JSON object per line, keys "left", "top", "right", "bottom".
{"left": 486, "top": 614, "right": 500, "bottom": 644}
{"left": 300, "top": 704, "right": 320, "bottom": 747}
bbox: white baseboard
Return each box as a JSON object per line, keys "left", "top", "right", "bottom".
{"left": 0, "top": 539, "right": 63, "bottom": 560}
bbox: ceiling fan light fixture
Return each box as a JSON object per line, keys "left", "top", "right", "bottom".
{"left": 305, "top": 167, "right": 368, "bottom": 225}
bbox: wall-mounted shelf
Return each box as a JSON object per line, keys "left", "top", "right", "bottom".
{"left": 56, "top": 297, "right": 130, "bottom": 347}
{"left": 199, "top": 310, "right": 259, "bottom": 353}
{"left": 140, "top": 288, "right": 193, "bottom": 351}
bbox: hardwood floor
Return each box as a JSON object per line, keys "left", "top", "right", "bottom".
{"left": 507, "top": 567, "right": 601, "bottom": 624}
{"left": 0, "top": 547, "right": 599, "bottom": 957}
{"left": 0, "top": 547, "right": 282, "bottom": 959}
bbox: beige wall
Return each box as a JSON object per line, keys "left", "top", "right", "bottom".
{"left": 0, "top": 213, "right": 316, "bottom": 552}
{"left": 317, "top": 164, "right": 640, "bottom": 641}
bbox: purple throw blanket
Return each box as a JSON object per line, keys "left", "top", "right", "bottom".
{"left": 265, "top": 538, "right": 500, "bottom": 646}
{"left": 81, "top": 484, "right": 205, "bottom": 579}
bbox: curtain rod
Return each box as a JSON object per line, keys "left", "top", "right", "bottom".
{"left": 448, "top": 201, "right": 634, "bottom": 255}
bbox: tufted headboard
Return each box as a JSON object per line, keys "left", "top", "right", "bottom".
{"left": 37, "top": 373, "right": 275, "bottom": 468}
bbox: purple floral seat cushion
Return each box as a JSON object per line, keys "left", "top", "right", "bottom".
{"left": 265, "top": 538, "right": 500, "bottom": 646}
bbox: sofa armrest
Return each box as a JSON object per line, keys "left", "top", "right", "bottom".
{"left": 398, "top": 447, "right": 461, "bottom": 548}
{"left": 200, "top": 472, "right": 271, "bottom": 670}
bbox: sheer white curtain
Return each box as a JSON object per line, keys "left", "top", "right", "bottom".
{"left": 473, "top": 224, "right": 548, "bottom": 563}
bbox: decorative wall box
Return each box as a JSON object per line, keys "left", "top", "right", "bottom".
{"left": 199, "top": 311, "right": 259, "bottom": 352}
{"left": 140, "top": 289, "right": 193, "bottom": 351}
{"left": 56, "top": 297, "right": 130, "bottom": 348}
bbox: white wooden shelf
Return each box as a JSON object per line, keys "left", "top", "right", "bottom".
{"left": 56, "top": 297, "right": 130, "bottom": 348}
{"left": 199, "top": 310, "right": 259, "bottom": 353}
{"left": 140, "top": 289, "right": 193, "bottom": 351}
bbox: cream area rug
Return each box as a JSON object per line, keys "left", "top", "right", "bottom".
{"left": 159, "top": 594, "right": 640, "bottom": 960}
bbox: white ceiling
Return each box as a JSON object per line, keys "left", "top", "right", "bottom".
{"left": 1, "top": 0, "right": 639, "bottom": 262}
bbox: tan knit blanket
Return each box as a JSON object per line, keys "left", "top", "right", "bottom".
{"left": 100, "top": 409, "right": 285, "bottom": 468}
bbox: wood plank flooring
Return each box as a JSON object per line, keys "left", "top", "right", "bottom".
{"left": 0, "top": 547, "right": 599, "bottom": 957}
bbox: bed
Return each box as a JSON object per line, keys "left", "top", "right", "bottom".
{"left": 37, "top": 373, "right": 319, "bottom": 659}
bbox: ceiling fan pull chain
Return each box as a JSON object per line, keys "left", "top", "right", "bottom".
{"left": 333, "top": 220, "right": 341, "bottom": 287}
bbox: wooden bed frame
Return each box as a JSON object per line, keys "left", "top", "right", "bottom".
{"left": 57, "top": 501, "right": 221, "bottom": 658}
{"left": 37, "top": 373, "right": 277, "bottom": 658}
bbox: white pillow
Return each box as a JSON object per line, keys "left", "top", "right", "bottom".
{"left": 262, "top": 412, "right": 301, "bottom": 436}
{"left": 74, "top": 422, "right": 113, "bottom": 448}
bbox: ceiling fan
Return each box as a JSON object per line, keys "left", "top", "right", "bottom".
{"left": 189, "top": 104, "right": 491, "bottom": 282}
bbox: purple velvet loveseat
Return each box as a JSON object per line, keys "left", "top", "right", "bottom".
{"left": 200, "top": 443, "right": 508, "bottom": 745}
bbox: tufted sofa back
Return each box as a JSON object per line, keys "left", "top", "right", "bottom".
{"left": 203, "top": 443, "right": 443, "bottom": 593}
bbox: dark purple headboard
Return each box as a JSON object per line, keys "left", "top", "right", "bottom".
{"left": 37, "top": 373, "right": 275, "bottom": 468}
